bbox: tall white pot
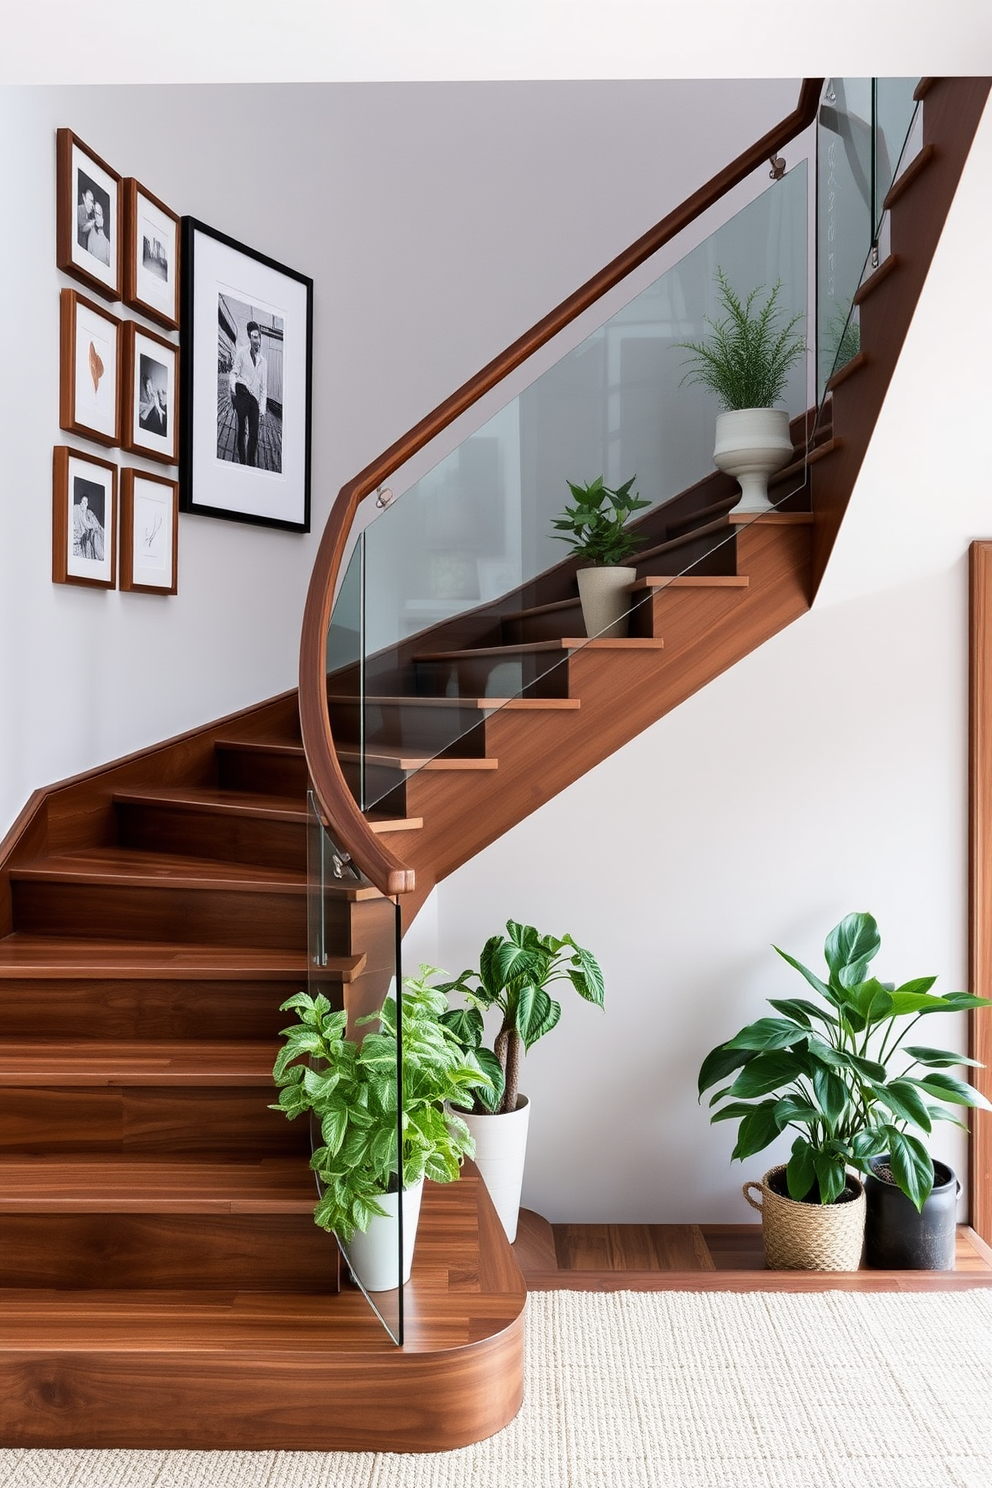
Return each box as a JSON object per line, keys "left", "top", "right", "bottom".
{"left": 343, "top": 1177, "right": 424, "bottom": 1292}
{"left": 576, "top": 566, "right": 636, "bottom": 639}
{"left": 713, "top": 407, "right": 793, "bottom": 513}
{"left": 460, "top": 1095, "right": 530, "bottom": 1243}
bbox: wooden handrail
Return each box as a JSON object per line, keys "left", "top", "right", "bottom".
{"left": 299, "top": 78, "right": 825, "bottom": 897}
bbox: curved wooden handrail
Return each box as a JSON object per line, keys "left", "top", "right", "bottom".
{"left": 300, "top": 78, "right": 825, "bottom": 897}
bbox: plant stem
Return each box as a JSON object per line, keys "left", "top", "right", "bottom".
{"left": 495, "top": 1022, "right": 521, "bottom": 1116}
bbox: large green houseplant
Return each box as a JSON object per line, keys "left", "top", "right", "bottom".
{"left": 437, "top": 920, "right": 605, "bottom": 1239}
{"left": 551, "top": 475, "right": 649, "bottom": 638}
{"left": 676, "top": 268, "right": 805, "bottom": 513}
{"left": 699, "top": 912, "right": 990, "bottom": 1242}
{"left": 272, "top": 969, "right": 491, "bottom": 1283}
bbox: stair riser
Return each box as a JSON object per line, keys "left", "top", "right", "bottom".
{"left": 0, "top": 978, "right": 304, "bottom": 1041}
{"left": 501, "top": 598, "right": 584, "bottom": 645}
{"left": 329, "top": 704, "right": 489, "bottom": 756}
{"left": 0, "top": 1086, "right": 302, "bottom": 1156}
{"left": 0, "top": 1212, "right": 336, "bottom": 1291}
{"left": 11, "top": 882, "right": 306, "bottom": 949}
{"left": 629, "top": 585, "right": 750, "bottom": 643}
{"left": 635, "top": 527, "right": 738, "bottom": 578}
{"left": 415, "top": 652, "right": 572, "bottom": 701}
{"left": 116, "top": 803, "right": 307, "bottom": 873}
{"left": 216, "top": 748, "right": 309, "bottom": 796}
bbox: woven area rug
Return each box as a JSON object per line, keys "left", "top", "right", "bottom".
{"left": 2, "top": 1289, "right": 991, "bottom": 1488}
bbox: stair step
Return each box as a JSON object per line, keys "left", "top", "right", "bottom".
{"left": 416, "top": 638, "right": 665, "bottom": 661}
{"left": 10, "top": 848, "right": 305, "bottom": 893}
{"left": 0, "top": 1041, "right": 279, "bottom": 1086}
{"left": 728, "top": 511, "right": 814, "bottom": 525}
{"left": 0, "top": 935, "right": 327, "bottom": 980}
{"left": 336, "top": 749, "right": 498, "bottom": 772}
{"left": 214, "top": 737, "right": 308, "bottom": 795}
{"left": 330, "top": 694, "right": 579, "bottom": 710}
{"left": 629, "top": 575, "right": 749, "bottom": 594}
{"left": 882, "top": 142, "right": 935, "bottom": 210}
{"left": 854, "top": 253, "right": 899, "bottom": 305}
{"left": 633, "top": 514, "right": 732, "bottom": 567}
{"left": 368, "top": 811, "right": 424, "bottom": 833}
{"left": 826, "top": 350, "right": 869, "bottom": 391}
{"left": 0, "top": 1154, "right": 315, "bottom": 1212}
{"left": 114, "top": 786, "right": 306, "bottom": 822}
{"left": 769, "top": 437, "right": 841, "bottom": 488}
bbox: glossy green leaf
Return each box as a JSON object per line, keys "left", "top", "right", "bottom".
{"left": 785, "top": 1139, "right": 816, "bottom": 1201}
{"left": 871, "top": 1078, "right": 933, "bottom": 1133}
{"left": 824, "top": 912, "right": 880, "bottom": 983}
{"left": 728, "top": 1050, "right": 806, "bottom": 1099}
{"left": 910, "top": 1072, "right": 992, "bottom": 1109}
{"left": 773, "top": 947, "right": 837, "bottom": 1004}
{"left": 698, "top": 1043, "right": 754, "bottom": 1097}
{"left": 730, "top": 1102, "right": 782, "bottom": 1161}
{"left": 725, "top": 1017, "right": 809, "bottom": 1051}
{"left": 768, "top": 997, "right": 839, "bottom": 1029}
{"left": 903, "top": 1045, "right": 982, "bottom": 1069}
{"left": 885, "top": 1128, "right": 934, "bottom": 1211}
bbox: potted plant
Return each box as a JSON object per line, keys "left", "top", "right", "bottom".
{"left": 676, "top": 268, "right": 805, "bottom": 513}
{"left": 271, "top": 968, "right": 491, "bottom": 1291}
{"left": 699, "top": 911, "right": 991, "bottom": 1271}
{"left": 437, "top": 920, "right": 605, "bottom": 1241}
{"left": 551, "top": 475, "right": 649, "bottom": 638}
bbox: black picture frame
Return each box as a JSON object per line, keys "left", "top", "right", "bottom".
{"left": 179, "top": 218, "right": 312, "bottom": 532}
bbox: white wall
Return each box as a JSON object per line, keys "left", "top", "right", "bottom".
{"left": 0, "top": 78, "right": 795, "bottom": 834}
{"left": 433, "top": 96, "right": 992, "bottom": 1223}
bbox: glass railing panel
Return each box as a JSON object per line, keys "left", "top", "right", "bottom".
{"left": 337, "top": 158, "right": 810, "bottom": 814}
{"left": 816, "top": 77, "right": 872, "bottom": 396}
{"left": 305, "top": 793, "right": 405, "bottom": 1343}
{"left": 874, "top": 79, "right": 922, "bottom": 227}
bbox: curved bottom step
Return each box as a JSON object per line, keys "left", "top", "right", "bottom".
{"left": 0, "top": 1167, "right": 526, "bottom": 1452}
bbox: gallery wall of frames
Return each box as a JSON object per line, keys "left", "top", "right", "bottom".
{"left": 53, "top": 128, "right": 313, "bottom": 596}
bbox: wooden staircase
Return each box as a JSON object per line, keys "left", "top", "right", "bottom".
{"left": 0, "top": 75, "right": 987, "bottom": 1450}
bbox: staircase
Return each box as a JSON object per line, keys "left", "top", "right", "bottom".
{"left": 0, "top": 76, "right": 987, "bottom": 1450}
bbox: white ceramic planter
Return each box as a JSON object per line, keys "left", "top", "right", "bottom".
{"left": 343, "top": 1177, "right": 424, "bottom": 1292}
{"left": 576, "top": 566, "right": 636, "bottom": 638}
{"left": 460, "top": 1095, "right": 530, "bottom": 1242}
{"left": 713, "top": 407, "right": 793, "bottom": 513}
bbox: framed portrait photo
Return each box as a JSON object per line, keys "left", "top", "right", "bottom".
{"left": 120, "top": 468, "right": 178, "bottom": 594}
{"left": 56, "top": 129, "right": 122, "bottom": 301}
{"left": 180, "top": 218, "right": 312, "bottom": 532}
{"left": 59, "top": 288, "right": 121, "bottom": 446}
{"left": 122, "top": 321, "right": 179, "bottom": 465}
{"left": 124, "top": 178, "right": 180, "bottom": 329}
{"left": 53, "top": 446, "right": 117, "bottom": 589}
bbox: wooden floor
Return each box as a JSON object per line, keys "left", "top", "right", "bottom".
{"left": 513, "top": 1211, "right": 992, "bottom": 1292}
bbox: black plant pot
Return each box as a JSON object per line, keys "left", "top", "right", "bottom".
{"left": 864, "top": 1157, "right": 960, "bottom": 1270}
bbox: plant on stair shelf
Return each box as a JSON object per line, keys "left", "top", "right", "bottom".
{"left": 271, "top": 969, "right": 491, "bottom": 1291}
{"left": 437, "top": 920, "right": 605, "bottom": 1242}
{"left": 698, "top": 911, "right": 991, "bottom": 1272}
{"left": 551, "top": 474, "right": 650, "bottom": 638}
{"left": 676, "top": 268, "right": 806, "bottom": 514}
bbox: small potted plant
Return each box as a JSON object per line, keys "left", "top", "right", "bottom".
{"left": 271, "top": 968, "right": 491, "bottom": 1291}
{"left": 551, "top": 475, "right": 649, "bottom": 638}
{"left": 437, "top": 921, "right": 605, "bottom": 1241}
{"left": 699, "top": 911, "right": 991, "bottom": 1271}
{"left": 676, "top": 268, "right": 805, "bottom": 513}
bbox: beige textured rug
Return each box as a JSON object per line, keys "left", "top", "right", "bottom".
{"left": 2, "top": 1289, "right": 991, "bottom": 1488}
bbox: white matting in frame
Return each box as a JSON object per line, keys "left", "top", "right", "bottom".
{"left": 180, "top": 218, "right": 312, "bottom": 532}
{"left": 121, "top": 469, "right": 178, "bottom": 593}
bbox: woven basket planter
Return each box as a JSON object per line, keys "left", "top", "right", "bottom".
{"left": 743, "top": 1165, "right": 866, "bottom": 1271}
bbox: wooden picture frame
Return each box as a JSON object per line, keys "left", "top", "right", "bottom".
{"left": 56, "top": 129, "right": 122, "bottom": 301}
{"left": 122, "top": 320, "right": 179, "bottom": 465}
{"left": 120, "top": 468, "right": 179, "bottom": 594}
{"left": 59, "top": 288, "right": 121, "bottom": 447}
{"left": 53, "top": 446, "right": 117, "bottom": 589}
{"left": 180, "top": 217, "right": 312, "bottom": 532}
{"left": 123, "top": 178, "right": 181, "bottom": 329}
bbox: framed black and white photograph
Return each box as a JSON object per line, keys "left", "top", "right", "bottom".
{"left": 59, "top": 288, "right": 121, "bottom": 447}
{"left": 180, "top": 218, "right": 311, "bottom": 531}
{"left": 120, "top": 468, "right": 178, "bottom": 594}
{"left": 52, "top": 446, "right": 117, "bottom": 589}
{"left": 56, "top": 129, "right": 122, "bottom": 301}
{"left": 122, "top": 321, "right": 179, "bottom": 465}
{"left": 123, "top": 178, "right": 180, "bottom": 329}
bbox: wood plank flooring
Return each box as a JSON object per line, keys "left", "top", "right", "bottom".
{"left": 513, "top": 1211, "right": 992, "bottom": 1292}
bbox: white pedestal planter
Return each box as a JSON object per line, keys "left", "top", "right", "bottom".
{"left": 343, "top": 1178, "right": 424, "bottom": 1292}
{"left": 576, "top": 566, "right": 636, "bottom": 639}
{"left": 713, "top": 407, "right": 793, "bottom": 513}
{"left": 460, "top": 1096, "right": 530, "bottom": 1242}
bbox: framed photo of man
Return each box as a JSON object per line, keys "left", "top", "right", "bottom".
{"left": 53, "top": 446, "right": 117, "bottom": 589}
{"left": 120, "top": 468, "right": 179, "bottom": 595}
{"left": 180, "top": 218, "right": 312, "bottom": 532}
{"left": 56, "top": 129, "right": 122, "bottom": 301}
{"left": 59, "top": 288, "right": 121, "bottom": 447}
{"left": 122, "top": 321, "right": 179, "bottom": 465}
{"left": 123, "top": 179, "right": 180, "bottom": 329}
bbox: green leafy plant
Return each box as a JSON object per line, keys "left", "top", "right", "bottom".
{"left": 698, "top": 911, "right": 991, "bottom": 1210}
{"left": 551, "top": 475, "right": 650, "bottom": 566}
{"left": 676, "top": 268, "right": 806, "bottom": 410}
{"left": 271, "top": 968, "right": 492, "bottom": 1243}
{"left": 438, "top": 920, "right": 605, "bottom": 1116}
